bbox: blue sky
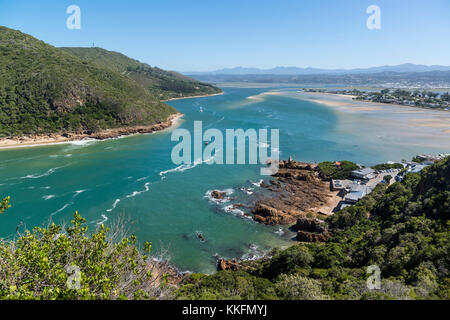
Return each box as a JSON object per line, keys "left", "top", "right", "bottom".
{"left": 1, "top": 0, "right": 449, "bottom": 72}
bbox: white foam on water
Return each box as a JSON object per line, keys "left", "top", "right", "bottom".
{"left": 274, "top": 227, "right": 285, "bottom": 236}
{"left": 204, "top": 189, "right": 234, "bottom": 204}
{"left": 21, "top": 166, "right": 65, "bottom": 179}
{"left": 126, "top": 182, "right": 151, "bottom": 198}
{"left": 106, "top": 199, "right": 121, "bottom": 212}
{"left": 50, "top": 203, "right": 71, "bottom": 216}
{"left": 97, "top": 214, "right": 108, "bottom": 225}
{"left": 250, "top": 179, "right": 264, "bottom": 187}
{"left": 159, "top": 151, "right": 222, "bottom": 179}
{"left": 43, "top": 195, "right": 56, "bottom": 200}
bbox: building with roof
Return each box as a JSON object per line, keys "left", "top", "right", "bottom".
{"left": 351, "top": 168, "right": 376, "bottom": 180}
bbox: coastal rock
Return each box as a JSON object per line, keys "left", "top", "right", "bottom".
{"left": 217, "top": 258, "right": 241, "bottom": 271}
{"left": 252, "top": 203, "right": 297, "bottom": 225}
{"left": 296, "top": 217, "right": 327, "bottom": 234}
{"left": 211, "top": 190, "right": 227, "bottom": 200}
{"left": 296, "top": 230, "right": 330, "bottom": 242}
{"left": 248, "top": 159, "right": 340, "bottom": 226}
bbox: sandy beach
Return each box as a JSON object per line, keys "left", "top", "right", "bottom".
{"left": 0, "top": 113, "right": 184, "bottom": 150}
{"left": 162, "top": 92, "right": 224, "bottom": 102}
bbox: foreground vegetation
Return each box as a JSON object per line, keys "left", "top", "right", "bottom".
{"left": 0, "top": 209, "right": 174, "bottom": 299}
{"left": 0, "top": 157, "right": 448, "bottom": 300}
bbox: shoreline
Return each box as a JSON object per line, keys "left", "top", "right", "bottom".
{"left": 162, "top": 91, "right": 224, "bottom": 102}
{"left": 301, "top": 91, "right": 450, "bottom": 113}
{"left": 0, "top": 113, "right": 184, "bottom": 150}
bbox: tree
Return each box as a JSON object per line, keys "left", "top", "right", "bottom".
{"left": 0, "top": 196, "right": 10, "bottom": 215}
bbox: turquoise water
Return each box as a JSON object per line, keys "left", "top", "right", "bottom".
{"left": 0, "top": 87, "right": 448, "bottom": 273}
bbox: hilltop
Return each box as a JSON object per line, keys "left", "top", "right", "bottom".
{"left": 61, "top": 47, "right": 222, "bottom": 101}
{"left": 0, "top": 27, "right": 220, "bottom": 138}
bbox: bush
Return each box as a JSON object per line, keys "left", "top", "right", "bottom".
{"left": 0, "top": 210, "right": 173, "bottom": 300}
{"left": 275, "top": 274, "right": 329, "bottom": 300}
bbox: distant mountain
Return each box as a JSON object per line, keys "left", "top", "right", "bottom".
{"left": 189, "top": 71, "right": 450, "bottom": 88}
{"left": 61, "top": 47, "right": 222, "bottom": 101}
{"left": 187, "top": 63, "right": 450, "bottom": 76}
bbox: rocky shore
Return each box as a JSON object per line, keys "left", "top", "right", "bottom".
{"left": 0, "top": 113, "right": 183, "bottom": 149}
{"left": 250, "top": 159, "right": 339, "bottom": 225}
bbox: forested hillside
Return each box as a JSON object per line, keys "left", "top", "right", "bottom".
{"left": 0, "top": 26, "right": 180, "bottom": 137}
{"left": 61, "top": 47, "right": 222, "bottom": 100}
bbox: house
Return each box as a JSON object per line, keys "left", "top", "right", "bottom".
{"left": 351, "top": 168, "right": 376, "bottom": 180}
{"left": 344, "top": 191, "right": 366, "bottom": 203}
{"left": 408, "top": 164, "right": 429, "bottom": 173}
{"left": 331, "top": 179, "right": 353, "bottom": 191}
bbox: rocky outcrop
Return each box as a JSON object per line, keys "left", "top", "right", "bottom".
{"left": 252, "top": 203, "right": 298, "bottom": 225}
{"left": 296, "top": 231, "right": 330, "bottom": 242}
{"left": 217, "top": 258, "right": 241, "bottom": 271}
{"left": 295, "top": 217, "right": 330, "bottom": 242}
{"left": 211, "top": 190, "right": 227, "bottom": 200}
{"left": 250, "top": 160, "right": 335, "bottom": 226}
{"left": 296, "top": 217, "right": 327, "bottom": 234}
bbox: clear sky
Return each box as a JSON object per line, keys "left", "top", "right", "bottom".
{"left": 1, "top": 0, "right": 449, "bottom": 72}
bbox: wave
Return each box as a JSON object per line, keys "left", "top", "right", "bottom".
{"left": 50, "top": 203, "right": 71, "bottom": 216}
{"left": 238, "top": 187, "right": 254, "bottom": 195}
{"left": 159, "top": 150, "right": 222, "bottom": 179}
{"left": 97, "top": 214, "right": 108, "bottom": 225}
{"left": 250, "top": 179, "right": 264, "bottom": 187}
{"left": 21, "top": 166, "right": 65, "bottom": 179}
{"left": 222, "top": 204, "right": 251, "bottom": 220}
{"left": 126, "top": 182, "right": 151, "bottom": 199}
{"left": 43, "top": 195, "right": 56, "bottom": 200}
{"left": 106, "top": 199, "right": 121, "bottom": 212}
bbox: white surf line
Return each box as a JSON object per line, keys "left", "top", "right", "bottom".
{"left": 125, "top": 182, "right": 151, "bottom": 198}
{"left": 49, "top": 189, "right": 88, "bottom": 216}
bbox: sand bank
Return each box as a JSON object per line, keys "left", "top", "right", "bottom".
{"left": 0, "top": 113, "right": 183, "bottom": 150}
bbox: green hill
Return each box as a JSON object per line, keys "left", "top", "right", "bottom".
{"left": 0, "top": 26, "right": 199, "bottom": 138}
{"left": 61, "top": 47, "right": 222, "bottom": 101}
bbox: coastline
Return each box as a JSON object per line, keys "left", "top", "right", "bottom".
{"left": 162, "top": 91, "right": 224, "bottom": 102}
{"left": 0, "top": 113, "right": 184, "bottom": 150}
{"left": 301, "top": 91, "right": 450, "bottom": 112}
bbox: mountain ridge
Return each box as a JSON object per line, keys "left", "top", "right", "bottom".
{"left": 61, "top": 47, "right": 222, "bottom": 101}
{"left": 187, "top": 63, "right": 450, "bottom": 75}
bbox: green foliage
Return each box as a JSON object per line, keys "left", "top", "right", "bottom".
{"left": 275, "top": 274, "right": 329, "bottom": 300}
{"left": 318, "top": 161, "right": 359, "bottom": 180}
{"left": 0, "top": 26, "right": 177, "bottom": 137}
{"left": 176, "top": 270, "right": 277, "bottom": 300}
{"left": 0, "top": 211, "right": 170, "bottom": 300}
{"left": 61, "top": 47, "right": 222, "bottom": 101}
{"left": 371, "top": 163, "right": 404, "bottom": 170}
{"left": 0, "top": 196, "right": 10, "bottom": 215}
